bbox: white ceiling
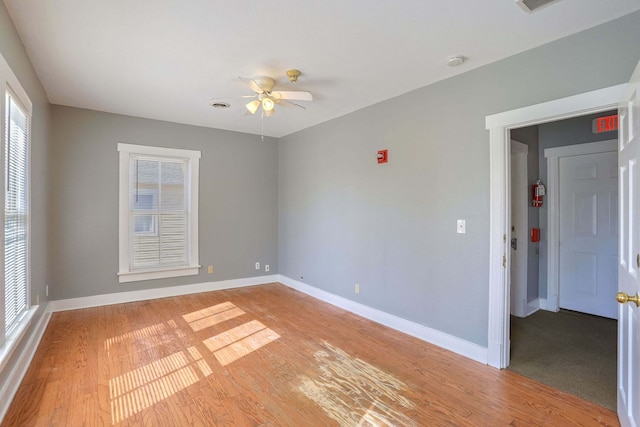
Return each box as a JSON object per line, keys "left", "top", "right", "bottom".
{"left": 4, "top": 0, "right": 640, "bottom": 138}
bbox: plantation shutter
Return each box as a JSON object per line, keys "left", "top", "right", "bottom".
{"left": 4, "top": 91, "right": 28, "bottom": 335}
{"left": 130, "top": 156, "right": 188, "bottom": 270}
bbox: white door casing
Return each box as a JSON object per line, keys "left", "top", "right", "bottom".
{"left": 510, "top": 140, "right": 529, "bottom": 317}
{"left": 617, "top": 60, "right": 640, "bottom": 427}
{"left": 486, "top": 83, "right": 627, "bottom": 369}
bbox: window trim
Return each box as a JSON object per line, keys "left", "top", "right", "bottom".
{"left": 117, "top": 143, "right": 200, "bottom": 283}
{"left": 0, "top": 50, "right": 32, "bottom": 357}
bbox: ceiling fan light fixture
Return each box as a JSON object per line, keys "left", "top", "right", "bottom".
{"left": 262, "top": 97, "right": 275, "bottom": 112}
{"left": 246, "top": 100, "right": 260, "bottom": 114}
{"left": 264, "top": 109, "right": 276, "bottom": 117}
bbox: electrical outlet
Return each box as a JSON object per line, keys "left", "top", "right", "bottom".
{"left": 265, "top": 264, "right": 270, "bottom": 272}
{"left": 255, "top": 262, "right": 260, "bottom": 270}
{"left": 207, "top": 265, "right": 214, "bottom": 274}
{"left": 355, "top": 284, "right": 360, "bottom": 294}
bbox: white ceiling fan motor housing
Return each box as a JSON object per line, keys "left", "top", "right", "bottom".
{"left": 253, "top": 76, "right": 276, "bottom": 93}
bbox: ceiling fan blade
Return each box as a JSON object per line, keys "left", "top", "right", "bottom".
{"left": 278, "top": 99, "right": 306, "bottom": 110}
{"left": 272, "top": 90, "right": 313, "bottom": 101}
{"left": 239, "top": 77, "right": 265, "bottom": 94}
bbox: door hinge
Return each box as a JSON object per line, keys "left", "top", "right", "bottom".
{"left": 503, "top": 254, "right": 507, "bottom": 268}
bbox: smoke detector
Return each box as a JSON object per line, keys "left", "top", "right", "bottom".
{"left": 515, "top": 0, "right": 561, "bottom": 13}
{"left": 447, "top": 56, "right": 466, "bottom": 67}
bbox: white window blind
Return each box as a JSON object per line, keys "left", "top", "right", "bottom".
{"left": 4, "top": 91, "right": 28, "bottom": 335}
{"left": 118, "top": 143, "right": 200, "bottom": 283}
{"left": 130, "top": 156, "right": 187, "bottom": 269}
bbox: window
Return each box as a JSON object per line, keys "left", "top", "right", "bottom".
{"left": 118, "top": 144, "right": 200, "bottom": 283}
{"left": 3, "top": 91, "right": 29, "bottom": 337}
{"left": 0, "top": 51, "right": 32, "bottom": 352}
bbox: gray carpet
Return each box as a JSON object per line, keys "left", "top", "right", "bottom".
{"left": 509, "top": 309, "right": 617, "bottom": 411}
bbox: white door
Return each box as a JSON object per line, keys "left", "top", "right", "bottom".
{"left": 559, "top": 150, "right": 618, "bottom": 319}
{"left": 618, "top": 60, "right": 640, "bottom": 427}
{"left": 510, "top": 141, "right": 528, "bottom": 317}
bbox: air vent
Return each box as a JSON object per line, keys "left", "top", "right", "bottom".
{"left": 515, "top": 0, "right": 561, "bottom": 13}
{"left": 210, "top": 101, "right": 231, "bottom": 109}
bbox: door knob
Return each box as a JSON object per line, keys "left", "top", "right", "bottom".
{"left": 617, "top": 292, "right": 640, "bottom": 307}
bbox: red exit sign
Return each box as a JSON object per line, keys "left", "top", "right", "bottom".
{"left": 592, "top": 114, "right": 618, "bottom": 133}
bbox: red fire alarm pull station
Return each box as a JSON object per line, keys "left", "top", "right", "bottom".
{"left": 531, "top": 228, "right": 540, "bottom": 243}
{"left": 377, "top": 149, "right": 388, "bottom": 164}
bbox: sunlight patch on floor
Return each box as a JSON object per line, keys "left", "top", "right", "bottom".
{"left": 202, "top": 319, "right": 280, "bottom": 366}
{"left": 105, "top": 303, "right": 280, "bottom": 423}
{"left": 104, "top": 322, "right": 168, "bottom": 351}
{"left": 183, "top": 301, "right": 246, "bottom": 331}
{"left": 297, "top": 341, "right": 415, "bottom": 427}
{"left": 108, "top": 346, "right": 212, "bottom": 424}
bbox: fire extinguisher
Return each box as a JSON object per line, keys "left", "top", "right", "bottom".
{"left": 532, "top": 179, "right": 545, "bottom": 207}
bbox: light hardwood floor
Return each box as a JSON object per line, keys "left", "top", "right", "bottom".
{"left": 2, "top": 283, "right": 619, "bottom": 426}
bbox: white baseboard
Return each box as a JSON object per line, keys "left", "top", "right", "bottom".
{"left": 49, "top": 275, "right": 279, "bottom": 312}
{"left": 277, "top": 275, "right": 488, "bottom": 365}
{"left": 539, "top": 298, "right": 548, "bottom": 311}
{"left": 525, "top": 298, "right": 540, "bottom": 317}
{"left": 0, "top": 305, "right": 51, "bottom": 423}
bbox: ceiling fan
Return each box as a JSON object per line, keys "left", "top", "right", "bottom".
{"left": 240, "top": 69, "right": 313, "bottom": 117}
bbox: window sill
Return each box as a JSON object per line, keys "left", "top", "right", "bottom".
{"left": 0, "top": 305, "right": 37, "bottom": 374}
{"left": 118, "top": 265, "right": 200, "bottom": 283}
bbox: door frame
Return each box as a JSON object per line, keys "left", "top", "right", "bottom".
{"left": 485, "top": 83, "right": 628, "bottom": 368}
{"left": 545, "top": 139, "right": 618, "bottom": 313}
{"left": 510, "top": 140, "right": 529, "bottom": 318}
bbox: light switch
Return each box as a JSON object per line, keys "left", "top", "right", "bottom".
{"left": 457, "top": 220, "right": 466, "bottom": 234}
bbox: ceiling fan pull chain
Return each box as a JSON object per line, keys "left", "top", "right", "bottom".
{"left": 261, "top": 110, "right": 264, "bottom": 142}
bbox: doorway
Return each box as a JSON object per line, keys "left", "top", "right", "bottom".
{"left": 509, "top": 116, "right": 618, "bottom": 320}
{"left": 507, "top": 115, "right": 618, "bottom": 409}
{"left": 484, "top": 83, "right": 627, "bottom": 370}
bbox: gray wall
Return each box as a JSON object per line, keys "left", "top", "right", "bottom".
{"left": 50, "top": 106, "right": 279, "bottom": 299}
{"left": 0, "top": 0, "right": 51, "bottom": 390}
{"left": 537, "top": 111, "right": 618, "bottom": 300}
{"left": 510, "top": 126, "right": 540, "bottom": 303}
{"left": 278, "top": 11, "right": 640, "bottom": 347}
